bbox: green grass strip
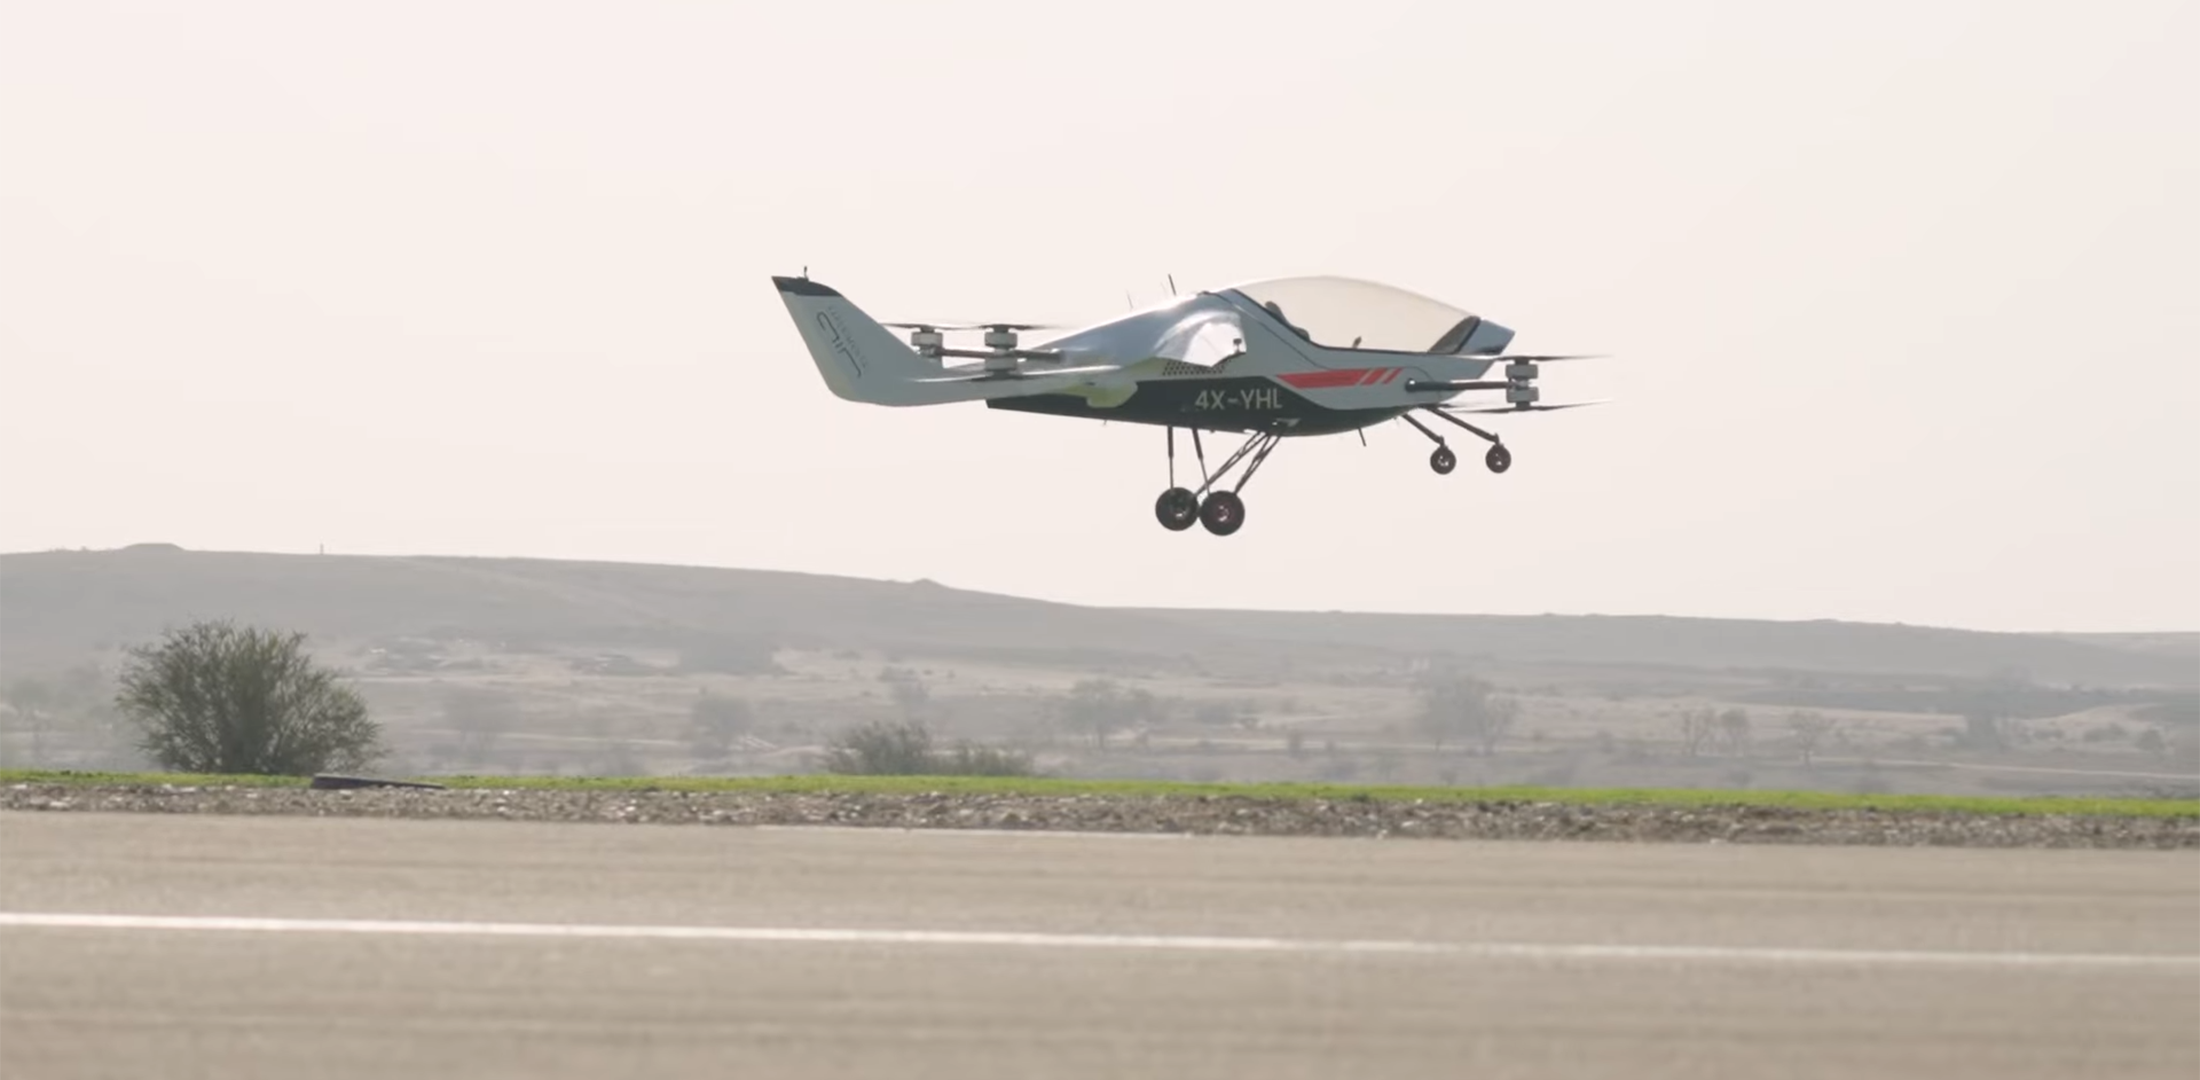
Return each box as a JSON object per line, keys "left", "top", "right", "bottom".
{"left": 5, "top": 769, "right": 2195, "bottom": 818}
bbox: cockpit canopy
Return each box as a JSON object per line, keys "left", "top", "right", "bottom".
{"left": 1216, "top": 275, "right": 1503, "bottom": 354}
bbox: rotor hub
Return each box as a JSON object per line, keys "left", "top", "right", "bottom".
{"left": 1505, "top": 360, "right": 1540, "bottom": 407}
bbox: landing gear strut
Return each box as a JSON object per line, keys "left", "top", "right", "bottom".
{"left": 1403, "top": 408, "right": 1513, "bottom": 475}
{"left": 1157, "top": 426, "right": 1281, "bottom": 537}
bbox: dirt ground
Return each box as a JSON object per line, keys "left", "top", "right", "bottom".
{"left": 8, "top": 640, "right": 2190, "bottom": 801}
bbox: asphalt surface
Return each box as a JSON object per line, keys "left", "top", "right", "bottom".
{"left": 2, "top": 812, "right": 2195, "bottom": 1080}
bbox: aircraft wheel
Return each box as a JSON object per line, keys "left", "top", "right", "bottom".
{"left": 1430, "top": 446, "right": 1457, "bottom": 475}
{"left": 1485, "top": 443, "right": 1512, "bottom": 474}
{"left": 1154, "top": 487, "right": 1199, "bottom": 531}
{"left": 1199, "top": 490, "right": 1246, "bottom": 536}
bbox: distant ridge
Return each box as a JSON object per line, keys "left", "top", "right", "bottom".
{"left": 1, "top": 547, "right": 2191, "bottom": 688}
{"left": 0, "top": 547, "right": 1230, "bottom": 669}
{"left": 1127, "top": 608, "right": 2197, "bottom": 688}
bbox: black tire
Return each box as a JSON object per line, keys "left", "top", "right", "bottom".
{"left": 1199, "top": 490, "right": 1246, "bottom": 536}
{"left": 1430, "top": 446, "right": 1457, "bottom": 474}
{"left": 1154, "top": 487, "right": 1199, "bottom": 531}
{"left": 1485, "top": 443, "right": 1512, "bottom": 474}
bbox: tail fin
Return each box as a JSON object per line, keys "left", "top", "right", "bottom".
{"left": 771, "top": 275, "right": 949, "bottom": 405}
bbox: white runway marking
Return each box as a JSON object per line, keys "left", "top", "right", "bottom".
{"left": 1, "top": 912, "right": 2192, "bottom": 970}
{"left": 750, "top": 824, "right": 1195, "bottom": 841}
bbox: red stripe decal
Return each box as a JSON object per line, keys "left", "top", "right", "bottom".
{"left": 1279, "top": 369, "right": 1371, "bottom": 389}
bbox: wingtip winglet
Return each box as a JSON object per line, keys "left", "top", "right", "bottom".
{"left": 772, "top": 274, "right": 842, "bottom": 299}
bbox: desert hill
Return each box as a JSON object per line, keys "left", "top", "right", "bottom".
{"left": 0, "top": 546, "right": 1235, "bottom": 671}
{"left": 4, "top": 546, "right": 2193, "bottom": 797}
{"left": 2048, "top": 632, "right": 2200, "bottom": 659}
{"left": 1133, "top": 609, "right": 2197, "bottom": 689}
{"left": 2, "top": 546, "right": 2190, "bottom": 689}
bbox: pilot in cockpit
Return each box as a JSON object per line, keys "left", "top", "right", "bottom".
{"left": 1261, "top": 300, "right": 1313, "bottom": 341}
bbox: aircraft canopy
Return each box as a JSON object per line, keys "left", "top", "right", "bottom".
{"left": 1220, "top": 275, "right": 1486, "bottom": 354}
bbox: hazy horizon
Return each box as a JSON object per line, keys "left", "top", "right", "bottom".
{"left": 7, "top": 543, "right": 2193, "bottom": 640}
{"left": 4, "top": 0, "right": 2195, "bottom": 636}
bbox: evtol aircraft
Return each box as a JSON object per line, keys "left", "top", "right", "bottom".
{"left": 772, "top": 272, "right": 1605, "bottom": 536}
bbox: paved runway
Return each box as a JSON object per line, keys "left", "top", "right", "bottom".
{"left": 3, "top": 812, "right": 2195, "bottom": 1079}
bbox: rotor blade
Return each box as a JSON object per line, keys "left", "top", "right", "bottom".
{"left": 1443, "top": 400, "right": 1619, "bottom": 411}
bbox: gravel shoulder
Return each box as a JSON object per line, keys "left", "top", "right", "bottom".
{"left": 6, "top": 781, "right": 2196, "bottom": 849}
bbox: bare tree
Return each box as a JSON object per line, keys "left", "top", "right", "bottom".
{"left": 1716, "top": 707, "right": 1753, "bottom": 758}
{"left": 1788, "top": 710, "right": 1838, "bottom": 767}
{"left": 1478, "top": 694, "right": 1521, "bottom": 755}
{"left": 2, "top": 677, "right": 54, "bottom": 767}
{"left": 1061, "top": 678, "right": 1154, "bottom": 751}
{"left": 1676, "top": 708, "right": 1718, "bottom": 757}
{"left": 1414, "top": 673, "right": 1518, "bottom": 755}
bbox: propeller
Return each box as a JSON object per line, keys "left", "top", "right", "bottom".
{"left": 888, "top": 319, "right": 1069, "bottom": 367}
{"left": 882, "top": 320, "right": 1066, "bottom": 331}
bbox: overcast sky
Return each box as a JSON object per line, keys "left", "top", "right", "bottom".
{"left": 3, "top": 0, "right": 2193, "bottom": 634}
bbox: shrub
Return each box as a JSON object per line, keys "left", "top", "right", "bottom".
{"left": 819, "top": 719, "right": 1035, "bottom": 777}
{"left": 114, "top": 619, "right": 384, "bottom": 776}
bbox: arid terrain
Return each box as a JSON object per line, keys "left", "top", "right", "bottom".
{"left": 3, "top": 545, "right": 2193, "bottom": 799}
